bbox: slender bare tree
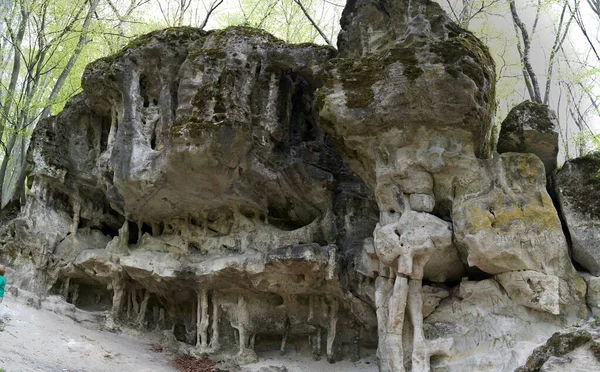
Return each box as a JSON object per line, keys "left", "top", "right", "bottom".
{"left": 509, "top": 0, "right": 542, "bottom": 103}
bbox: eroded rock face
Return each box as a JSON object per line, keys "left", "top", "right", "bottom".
{"left": 553, "top": 153, "right": 600, "bottom": 275}
{"left": 2, "top": 26, "right": 379, "bottom": 362}
{"left": 497, "top": 101, "right": 559, "bottom": 175}
{"left": 318, "top": 0, "right": 584, "bottom": 370}
{"left": 0, "top": 1, "right": 590, "bottom": 371}
{"left": 425, "top": 279, "right": 564, "bottom": 371}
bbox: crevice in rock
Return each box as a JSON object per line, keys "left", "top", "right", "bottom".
{"left": 150, "top": 125, "right": 157, "bottom": 150}
{"left": 170, "top": 80, "right": 179, "bottom": 120}
{"left": 99, "top": 115, "right": 111, "bottom": 153}
{"left": 128, "top": 221, "right": 139, "bottom": 245}
{"left": 140, "top": 222, "right": 152, "bottom": 238}
{"left": 140, "top": 75, "right": 150, "bottom": 108}
{"left": 547, "top": 175, "right": 574, "bottom": 258}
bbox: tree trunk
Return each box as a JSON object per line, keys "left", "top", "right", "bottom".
{"left": 39, "top": 0, "right": 100, "bottom": 121}
{"left": 509, "top": 0, "right": 542, "bottom": 103}
{"left": 543, "top": 0, "right": 578, "bottom": 105}
{"left": 0, "top": 7, "right": 28, "bottom": 145}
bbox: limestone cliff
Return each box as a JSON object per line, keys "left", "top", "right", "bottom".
{"left": 0, "top": 1, "right": 595, "bottom": 371}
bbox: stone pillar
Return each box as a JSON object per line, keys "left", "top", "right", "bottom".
{"left": 326, "top": 297, "right": 339, "bottom": 363}
{"left": 71, "top": 198, "right": 81, "bottom": 236}
{"left": 196, "top": 288, "right": 209, "bottom": 349}
{"left": 209, "top": 291, "right": 220, "bottom": 351}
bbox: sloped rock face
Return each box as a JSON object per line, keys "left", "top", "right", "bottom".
{"left": 553, "top": 153, "right": 600, "bottom": 275}
{"left": 0, "top": 1, "right": 589, "bottom": 371}
{"left": 497, "top": 100, "right": 559, "bottom": 175}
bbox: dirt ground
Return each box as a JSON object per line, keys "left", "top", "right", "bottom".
{"left": 0, "top": 294, "right": 175, "bottom": 372}
{"left": 0, "top": 293, "right": 378, "bottom": 372}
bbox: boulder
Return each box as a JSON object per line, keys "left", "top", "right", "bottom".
{"left": 319, "top": 0, "right": 497, "bottom": 189}
{"left": 497, "top": 101, "right": 559, "bottom": 175}
{"left": 452, "top": 153, "right": 586, "bottom": 315}
{"left": 553, "top": 153, "right": 600, "bottom": 275}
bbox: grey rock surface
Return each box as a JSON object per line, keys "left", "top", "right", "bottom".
{"left": 516, "top": 327, "right": 600, "bottom": 372}
{"left": 553, "top": 153, "right": 600, "bottom": 275}
{"left": 2, "top": 26, "right": 379, "bottom": 363}
{"left": 497, "top": 101, "right": 560, "bottom": 174}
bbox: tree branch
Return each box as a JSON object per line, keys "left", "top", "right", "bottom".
{"left": 199, "top": 0, "right": 224, "bottom": 29}
{"left": 292, "top": 0, "right": 332, "bottom": 46}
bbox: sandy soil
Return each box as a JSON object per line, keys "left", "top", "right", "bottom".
{"left": 0, "top": 294, "right": 176, "bottom": 372}
{"left": 0, "top": 293, "right": 379, "bottom": 372}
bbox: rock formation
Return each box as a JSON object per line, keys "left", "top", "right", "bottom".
{"left": 320, "top": 0, "right": 584, "bottom": 370}
{"left": 553, "top": 153, "right": 600, "bottom": 275}
{"left": 0, "top": 1, "right": 594, "bottom": 371}
{"left": 497, "top": 100, "right": 560, "bottom": 175}
{"left": 4, "top": 26, "right": 378, "bottom": 364}
{"left": 516, "top": 327, "right": 600, "bottom": 371}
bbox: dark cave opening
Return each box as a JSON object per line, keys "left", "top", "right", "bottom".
{"left": 128, "top": 221, "right": 139, "bottom": 244}
{"left": 140, "top": 75, "right": 150, "bottom": 108}
{"left": 100, "top": 115, "right": 111, "bottom": 152}
{"left": 140, "top": 222, "right": 153, "bottom": 238}
{"left": 58, "top": 279, "right": 113, "bottom": 312}
{"left": 276, "top": 69, "right": 320, "bottom": 151}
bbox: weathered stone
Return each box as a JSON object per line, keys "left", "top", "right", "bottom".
{"left": 409, "top": 193, "right": 435, "bottom": 213}
{"left": 497, "top": 101, "right": 560, "bottom": 174}
{"left": 516, "top": 328, "right": 600, "bottom": 372}
{"left": 320, "top": 1, "right": 496, "bottom": 190}
{"left": 425, "top": 279, "right": 566, "bottom": 371}
{"left": 422, "top": 285, "right": 449, "bottom": 318}
{"left": 581, "top": 273, "right": 600, "bottom": 316}
{"left": 553, "top": 153, "right": 600, "bottom": 275}
{"left": 0, "top": 25, "right": 381, "bottom": 363}
{"left": 495, "top": 271, "right": 560, "bottom": 315}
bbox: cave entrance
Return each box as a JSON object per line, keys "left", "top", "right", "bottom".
{"left": 68, "top": 280, "right": 112, "bottom": 312}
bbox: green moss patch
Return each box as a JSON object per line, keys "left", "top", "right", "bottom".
{"left": 170, "top": 116, "right": 220, "bottom": 139}
{"left": 431, "top": 23, "right": 495, "bottom": 90}
{"left": 331, "top": 45, "right": 424, "bottom": 109}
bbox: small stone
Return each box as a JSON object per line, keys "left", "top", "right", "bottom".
{"left": 409, "top": 193, "right": 435, "bottom": 212}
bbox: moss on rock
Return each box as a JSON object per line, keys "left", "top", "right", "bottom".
{"left": 431, "top": 23, "right": 495, "bottom": 91}
{"left": 331, "top": 45, "right": 424, "bottom": 109}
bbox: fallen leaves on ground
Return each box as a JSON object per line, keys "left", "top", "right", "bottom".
{"left": 173, "top": 354, "right": 217, "bottom": 372}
